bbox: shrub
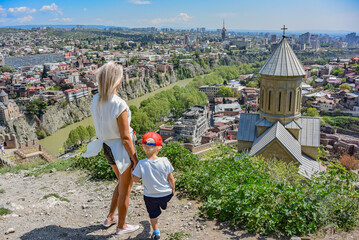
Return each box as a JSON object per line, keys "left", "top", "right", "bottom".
{"left": 71, "top": 145, "right": 116, "bottom": 180}
{"left": 177, "top": 146, "right": 359, "bottom": 236}
{"left": 340, "top": 154, "right": 359, "bottom": 170}
{"left": 72, "top": 142, "right": 199, "bottom": 180}
{"left": 36, "top": 130, "right": 47, "bottom": 139}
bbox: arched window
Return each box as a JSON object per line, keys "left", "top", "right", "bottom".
{"left": 296, "top": 89, "right": 300, "bottom": 112}
{"left": 289, "top": 91, "right": 292, "bottom": 112}
{"left": 268, "top": 90, "right": 271, "bottom": 111}
{"left": 278, "top": 92, "right": 282, "bottom": 112}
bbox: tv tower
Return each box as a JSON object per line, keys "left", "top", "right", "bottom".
{"left": 221, "top": 19, "right": 226, "bottom": 41}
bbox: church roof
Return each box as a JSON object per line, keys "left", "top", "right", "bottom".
{"left": 250, "top": 121, "right": 303, "bottom": 163}
{"left": 299, "top": 154, "right": 321, "bottom": 179}
{"left": 284, "top": 120, "right": 302, "bottom": 130}
{"left": 259, "top": 37, "right": 306, "bottom": 77}
{"left": 237, "top": 113, "right": 259, "bottom": 142}
{"left": 255, "top": 118, "right": 273, "bottom": 127}
{"left": 249, "top": 121, "right": 320, "bottom": 178}
{"left": 298, "top": 117, "right": 321, "bottom": 147}
{"left": 0, "top": 90, "right": 8, "bottom": 97}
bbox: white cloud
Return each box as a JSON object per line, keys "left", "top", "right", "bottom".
{"left": 129, "top": 0, "right": 151, "bottom": 5}
{"left": 151, "top": 13, "right": 192, "bottom": 25}
{"left": 8, "top": 6, "right": 36, "bottom": 14}
{"left": 40, "top": 3, "right": 62, "bottom": 15}
{"left": 83, "top": 8, "right": 87, "bottom": 12}
{"left": 96, "top": 18, "right": 104, "bottom": 22}
{"left": 51, "top": 17, "right": 73, "bottom": 22}
{"left": 16, "top": 15, "right": 34, "bottom": 23}
{"left": 0, "top": 5, "right": 7, "bottom": 17}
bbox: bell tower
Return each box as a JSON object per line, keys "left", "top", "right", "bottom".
{"left": 258, "top": 26, "right": 305, "bottom": 125}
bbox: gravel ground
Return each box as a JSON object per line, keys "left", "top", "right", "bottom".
{"left": 0, "top": 170, "right": 358, "bottom": 240}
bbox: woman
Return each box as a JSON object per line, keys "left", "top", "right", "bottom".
{"left": 83, "top": 61, "right": 139, "bottom": 235}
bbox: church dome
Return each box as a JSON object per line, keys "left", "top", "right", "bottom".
{"left": 259, "top": 37, "right": 305, "bottom": 77}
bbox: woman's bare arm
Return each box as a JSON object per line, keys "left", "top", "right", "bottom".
{"left": 117, "top": 110, "right": 138, "bottom": 169}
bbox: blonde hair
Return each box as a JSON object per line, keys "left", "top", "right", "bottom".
{"left": 142, "top": 144, "right": 161, "bottom": 158}
{"left": 97, "top": 61, "right": 123, "bottom": 102}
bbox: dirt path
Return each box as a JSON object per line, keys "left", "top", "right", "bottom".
{"left": 0, "top": 170, "right": 357, "bottom": 240}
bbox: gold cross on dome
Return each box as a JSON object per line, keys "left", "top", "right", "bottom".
{"left": 281, "top": 25, "right": 288, "bottom": 37}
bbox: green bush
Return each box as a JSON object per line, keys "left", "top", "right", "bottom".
{"left": 36, "top": 130, "right": 47, "bottom": 139}
{"left": 158, "top": 142, "right": 199, "bottom": 172}
{"left": 72, "top": 142, "right": 199, "bottom": 180}
{"left": 71, "top": 145, "right": 116, "bottom": 180}
{"left": 176, "top": 145, "right": 359, "bottom": 236}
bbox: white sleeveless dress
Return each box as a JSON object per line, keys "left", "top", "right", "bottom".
{"left": 82, "top": 94, "right": 134, "bottom": 174}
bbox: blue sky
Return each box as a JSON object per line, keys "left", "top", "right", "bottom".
{"left": 0, "top": 0, "right": 358, "bottom": 32}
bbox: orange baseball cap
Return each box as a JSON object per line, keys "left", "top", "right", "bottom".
{"left": 142, "top": 132, "right": 163, "bottom": 146}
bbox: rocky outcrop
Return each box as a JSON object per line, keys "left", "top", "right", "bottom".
{"left": 118, "top": 73, "right": 177, "bottom": 101}
{"left": 41, "top": 97, "right": 92, "bottom": 135}
{"left": 1, "top": 116, "right": 37, "bottom": 143}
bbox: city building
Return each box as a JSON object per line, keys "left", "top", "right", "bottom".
{"left": 198, "top": 84, "right": 221, "bottom": 101}
{"left": 0, "top": 90, "right": 20, "bottom": 124}
{"left": 64, "top": 86, "right": 89, "bottom": 102}
{"left": 173, "top": 105, "right": 209, "bottom": 144}
{"left": 237, "top": 35, "right": 321, "bottom": 179}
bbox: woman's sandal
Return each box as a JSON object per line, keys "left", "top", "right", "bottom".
{"left": 115, "top": 224, "right": 140, "bottom": 235}
{"left": 102, "top": 216, "right": 118, "bottom": 228}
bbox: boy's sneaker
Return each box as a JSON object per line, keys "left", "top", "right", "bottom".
{"left": 151, "top": 233, "right": 160, "bottom": 239}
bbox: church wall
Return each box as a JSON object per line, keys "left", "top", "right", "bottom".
{"left": 287, "top": 128, "right": 300, "bottom": 140}
{"left": 259, "top": 75, "right": 303, "bottom": 124}
{"left": 255, "top": 140, "right": 300, "bottom": 166}
{"left": 302, "top": 146, "right": 318, "bottom": 160}
{"left": 237, "top": 140, "right": 253, "bottom": 152}
{"left": 256, "top": 126, "right": 269, "bottom": 137}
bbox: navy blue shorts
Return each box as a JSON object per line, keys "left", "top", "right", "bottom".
{"left": 144, "top": 193, "right": 173, "bottom": 219}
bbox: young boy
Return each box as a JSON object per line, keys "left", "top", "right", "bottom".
{"left": 132, "top": 132, "right": 175, "bottom": 240}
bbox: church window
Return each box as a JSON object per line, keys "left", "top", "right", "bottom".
{"left": 278, "top": 92, "right": 282, "bottom": 112}
{"left": 268, "top": 90, "right": 271, "bottom": 111}
{"left": 289, "top": 92, "right": 292, "bottom": 112}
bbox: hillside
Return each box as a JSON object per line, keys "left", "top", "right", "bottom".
{"left": 0, "top": 168, "right": 357, "bottom": 240}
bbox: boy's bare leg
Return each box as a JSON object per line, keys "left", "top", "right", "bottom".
{"left": 150, "top": 218, "right": 159, "bottom": 231}
{"left": 107, "top": 165, "right": 120, "bottom": 221}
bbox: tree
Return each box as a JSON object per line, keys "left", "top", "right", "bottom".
{"left": 25, "top": 98, "right": 48, "bottom": 117}
{"left": 69, "top": 129, "right": 80, "bottom": 146}
{"left": 0, "top": 65, "right": 14, "bottom": 73}
{"left": 339, "top": 83, "right": 351, "bottom": 91}
{"left": 86, "top": 125, "right": 96, "bottom": 139}
{"left": 246, "top": 81, "right": 259, "bottom": 88}
{"left": 170, "top": 101, "right": 185, "bottom": 118}
{"left": 131, "top": 111, "right": 154, "bottom": 134}
{"left": 77, "top": 125, "right": 90, "bottom": 143}
{"left": 41, "top": 66, "right": 48, "bottom": 79}
{"left": 217, "top": 86, "right": 234, "bottom": 97}
{"left": 332, "top": 67, "right": 344, "bottom": 76}
{"left": 325, "top": 84, "right": 335, "bottom": 91}
{"left": 304, "top": 107, "right": 319, "bottom": 117}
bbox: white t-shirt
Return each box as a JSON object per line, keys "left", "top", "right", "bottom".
{"left": 82, "top": 93, "right": 134, "bottom": 174}
{"left": 132, "top": 157, "right": 174, "bottom": 198}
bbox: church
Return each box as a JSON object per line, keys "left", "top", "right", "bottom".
{"left": 237, "top": 31, "right": 321, "bottom": 179}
